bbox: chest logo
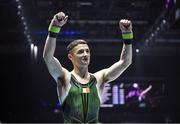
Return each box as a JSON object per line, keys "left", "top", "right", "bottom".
{"left": 81, "top": 87, "right": 90, "bottom": 93}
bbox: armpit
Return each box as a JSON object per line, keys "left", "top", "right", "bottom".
{"left": 57, "top": 76, "right": 66, "bottom": 87}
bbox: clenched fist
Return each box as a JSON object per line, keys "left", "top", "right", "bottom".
{"left": 119, "top": 19, "right": 132, "bottom": 33}
{"left": 50, "top": 12, "right": 68, "bottom": 27}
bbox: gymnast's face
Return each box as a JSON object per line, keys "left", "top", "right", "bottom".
{"left": 68, "top": 44, "right": 90, "bottom": 67}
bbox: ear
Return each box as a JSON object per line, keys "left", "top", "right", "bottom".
{"left": 68, "top": 53, "right": 73, "bottom": 61}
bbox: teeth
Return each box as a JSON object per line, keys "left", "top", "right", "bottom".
{"left": 82, "top": 58, "right": 88, "bottom": 62}
{"left": 82, "top": 58, "right": 87, "bottom": 61}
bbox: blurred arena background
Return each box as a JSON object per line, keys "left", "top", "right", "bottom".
{"left": 1, "top": 0, "right": 180, "bottom": 123}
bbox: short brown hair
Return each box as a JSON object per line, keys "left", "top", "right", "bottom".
{"left": 67, "top": 39, "right": 87, "bottom": 53}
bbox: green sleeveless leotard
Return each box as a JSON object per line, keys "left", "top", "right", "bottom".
{"left": 62, "top": 74, "right": 100, "bottom": 123}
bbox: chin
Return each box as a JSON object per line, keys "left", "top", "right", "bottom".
{"left": 79, "top": 62, "right": 89, "bottom": 67}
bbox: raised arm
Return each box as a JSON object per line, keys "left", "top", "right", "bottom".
{"left": 43, "top": 12, "right": 68, "bottom": 82}
{"left": 95, "top": 19, "right": 133, "bottom": 86}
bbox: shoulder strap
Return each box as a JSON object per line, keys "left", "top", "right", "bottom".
{"left": 88, "top": 74, "right": 97, "bottom": 88}
{"left": 70, "top": 74, "right": 80, "bottom": 88}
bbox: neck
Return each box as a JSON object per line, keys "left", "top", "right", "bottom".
{"left": 73, "top": 66, "right": 88, "bottom": 78}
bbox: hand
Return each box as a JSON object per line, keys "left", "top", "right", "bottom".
{"left": 50, "top": 12, "right": 68, "bottom": 27}
{"left": 119, "top": 19, "right": 132, "bottom": 33}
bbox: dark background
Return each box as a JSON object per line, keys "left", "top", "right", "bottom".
{"left": 1, "top": 0, "right": 180, "bottom": 123}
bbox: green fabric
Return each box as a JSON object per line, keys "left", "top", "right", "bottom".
{"left": 62, "top": 74, "right": 100, "bottom": 123}
{"left": 48, "top": 26, "right": 61, "bottom": 33}
{"left": 122, "top": 32, "right": 133, "bottom": 39}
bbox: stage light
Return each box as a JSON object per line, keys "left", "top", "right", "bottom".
{"left": 24, "top": 26, "right": 28, "bottom": 30}
{"left": 15, "top": 0, "right": 35, "bottom": 60}
{"left": 15, "top": 0, "right": 33, "bottom": 44}
{"left": 17, "top": 5, "right": 21, "bottom": 9}
{"left": 151, "top": 33, "right": 154, "bottom": 37}
{"left": 157, "top": 27, "right": 160, "bottom": 31}
{"left": 34, "top": 45, "right": 38, "bottom": 54}
{"left": 70, "top": 31, "right": 75, "bottom": 35}
{"left": 27, "top": 35, "right": 30, "bottom": 39}
{"left": 23, "top": 22, "right": 27, "bottom": 26}
{"left": 163, "top": 19, "right": 166, "bottom": 24}
{"left": 21, "top": 16, "right": 25, "bottom": 20}
{"left": 136, "top": 49, "right": 139, "bottom": 53}
{"left": 17, "top": 11, "right": 21, "bottom": 15}
{"left": 145, "top": 39, "right": 149, "bottom": 42}
{"left": 31, "top": 43, "right": 34, "bottom": 52}
{"left": 30, "top": 43, "right": 38, "bottom": 60}
{"left": 34, "top": 45, "right": 38, "bottom": 59}
{"left": 133, "top": 83, "right": 139, "bottom": 88}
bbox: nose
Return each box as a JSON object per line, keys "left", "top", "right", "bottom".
{"left": 83, "top": 51, "right": 88, "bottom": 56}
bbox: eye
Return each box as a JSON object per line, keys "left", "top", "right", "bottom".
{"left": 77, "top": 49, "right": 83, "bottom": 54}
{"left": 86, "top": 49, "right": 89, "bottom": 53}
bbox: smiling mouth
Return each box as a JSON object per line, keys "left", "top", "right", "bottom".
{"left": 82, "top": 57, "right": 88, "bottom": 62}
{"left": 82, "top": 59, "right": 88, "bottom": 62}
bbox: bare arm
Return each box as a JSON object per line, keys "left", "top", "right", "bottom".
{"left": 95, "top": 19, "right": 133, "bottom": 87}
{"left": 43, "top": 12, "right": 68, "bottom": 82}
{"left": 43, "top": 36, "right": 65, "bottom": 82}
{"left": 103, "top": 43, "right": 132, "bottom": 82}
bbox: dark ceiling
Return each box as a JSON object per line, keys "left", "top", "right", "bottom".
{"left": 1, "top": 0, "right": 180, "bottom": 53}
{"left": 24, "top": 0, "right": 166, "bottom": 42}
{"left": 24, "top": 0, "right": 180, "bottom": 43}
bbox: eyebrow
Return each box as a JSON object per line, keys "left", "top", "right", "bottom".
{"left": 77, "top": 48, "right": 89, "bottom": 52}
